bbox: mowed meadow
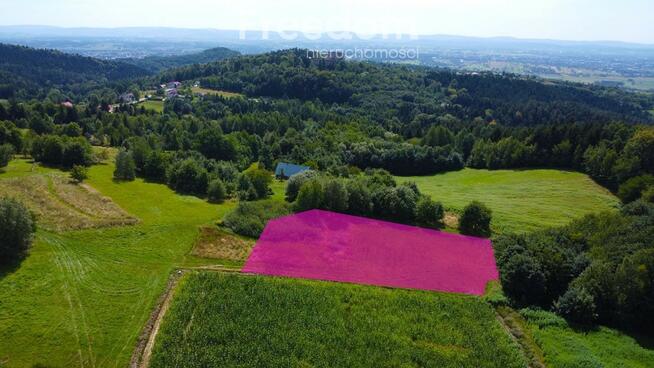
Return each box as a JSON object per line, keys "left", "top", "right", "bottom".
{"left": 150, "top": 272, "right": 526, "bottom": 368}
{"left": 0, "top": 159, "right": 236, "bottom": 367}
{"left": 0, "top": 160, "right": 637, "bottom": 368}
{"left": 399, "top": 168, "right": 619, "bottom": 233}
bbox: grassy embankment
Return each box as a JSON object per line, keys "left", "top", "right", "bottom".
{"left": 399, "top": 168, "right": 619, "bottom": 233}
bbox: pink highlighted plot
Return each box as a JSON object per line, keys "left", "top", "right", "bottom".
{"left": 242, "top": 210, "right": 499, "bottom": 296}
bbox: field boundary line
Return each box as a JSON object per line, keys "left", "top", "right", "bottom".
{"left": 129, "top": 267, "right": 241, "bottom": 368}
{"left": 494, "top": 306, "right": 547, "bottom": 368}
{"left": 129, "top": 270, "right": 183, "bottom": 368}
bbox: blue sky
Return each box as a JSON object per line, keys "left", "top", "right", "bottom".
{"left": 4, "top": 0, "right": 654, "bottom": 44}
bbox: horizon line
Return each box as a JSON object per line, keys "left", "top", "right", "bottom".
{"left": 1, "top": 24, "right": 653, "bottom": 47}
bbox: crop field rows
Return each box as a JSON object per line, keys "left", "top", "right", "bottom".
{"left": 149, "top": 272, "right": 527, "bottom": 368}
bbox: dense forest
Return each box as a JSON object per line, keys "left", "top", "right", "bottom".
{"left": 495, "top": 200, "right": 654, "bottom": 332}
{"left": 119, "top": 47, "right": 240, "bottom": 73}
{"left": 0, "top": 43, "right": 149, "bottom": 100}
{"left": 1, "top": 48, "right": 653, "bottom": 190}
{"left": 158, "top": 49, "right": 654, "bottom": 126}
{"left": 2, "top": 45, "right": 654, "bottom": 334}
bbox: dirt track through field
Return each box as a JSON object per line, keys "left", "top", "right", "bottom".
{"left": 495, "top": 307, "right": 546, "bottom": 368}
{"left": 130, "top": 266, "right": 240, "bottom": 368}
{"left": 129, "top": 271, "right": 182, "bottom": 368}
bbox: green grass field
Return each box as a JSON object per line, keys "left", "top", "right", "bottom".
{"left": 521, "top": 309, "right": 654, "bottom": 368}
{"left": 399, "top": 169, "right": 619, "bottom": 233}
{"left": 150, "top": 272, "right": 526, "bottom": 368}
{"left": 0, "top": 157, "right": 58, "bottom": 178}
{"left": 191, "top": 86, "right": 244, "bottom": 99}
{"left": 138, "top": 100, "right": 164, "bottom": 113}
{"left": 0, "top": 160, "right": 236, "bottom": 367}
{"left": 270, "top": 179, "right": 286, "bottom": 202}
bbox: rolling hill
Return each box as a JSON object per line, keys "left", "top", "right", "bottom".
{"left": 0, "top": 43, "right": 149, "bottom": 99}
{"left": 160, "top": 49, "right": 654, "bottom": 126}
{"left": 120, "top": 47, "right": 240, "bottom": 73}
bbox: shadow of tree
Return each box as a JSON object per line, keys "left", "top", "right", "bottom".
{"left": 0, "top": 256, "right": 25, "bottom": 281}
{"left": 625, "top": 330, "right": 654, "bottom": 350}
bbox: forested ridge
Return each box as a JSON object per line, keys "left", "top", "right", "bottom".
{"left": 0, "top": 43, "right": 150, "bottom": 100}
{"left": 158, "top": 49, "right": 654, "bottom": 126}
{"left": 120, "top": 46, "right": 240, "bottom": 73}
{"left": 1, "top": 47, "right": 653, "bottom": 187}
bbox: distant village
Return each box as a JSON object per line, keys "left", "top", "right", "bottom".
{"left": 59, "top": 80, "right": 237, "bottom": 114}
{"left": 111, "top": 80, "right": 200, "bottom": 113}
{"left": 118, "top": 80, "right": 197, "bottom": 104}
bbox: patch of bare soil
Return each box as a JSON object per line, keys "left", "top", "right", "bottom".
{"left": 0, "top": 174, "right": 138, "bottom": 231}
{"left": 191, "top": 227, "right": 255, "bottom": 262}
{"left": 444, "top": 212, "right": 459, "bottom": 229}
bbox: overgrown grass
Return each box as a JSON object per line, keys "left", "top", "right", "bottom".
{"left": 191, "top": 226, "right": 255, "bottom": 263}
{"left": 151, "top": 272, "right": 526, "bottom": 368}
{"left": 191, "top": 86, "right": 244, "bottom": 98}
{"left": 521, "top": 309, "right": 654, "bottom": 368}
{"left": 0, "top": 174, "right": 138, "bottom": 231}
{"left": 0, "top": 160, "right": 235, "bottom": 367}
{"left": 398, "top": 168, "right": 619, "bottom": 233}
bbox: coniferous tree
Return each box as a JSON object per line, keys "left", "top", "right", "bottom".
{"left": 114, "top": 150, "right": 136, "bottom": 181}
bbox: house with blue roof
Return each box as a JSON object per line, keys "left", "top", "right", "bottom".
{"left": 275, "top": 162, "right": 311, "bottom": 179}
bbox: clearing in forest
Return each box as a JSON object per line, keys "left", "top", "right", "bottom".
{"left": 399, "top": 168, "right": 619, "bottom": 233}
{"left": 190, "top": 86, "right": 244, "bottom": 98}
{"left": 243, "top": 209, "right": 498, "bottom": 296}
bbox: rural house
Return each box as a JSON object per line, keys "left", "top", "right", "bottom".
{"left": 275, "top": 162, "right": 311, "bottom": 179}
{"left": 119, "top": 92, "right": 136, "bottom": 103}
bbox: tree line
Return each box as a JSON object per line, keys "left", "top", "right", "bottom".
{"left": 495, "top": 200, "right": 654, "bottom": 333}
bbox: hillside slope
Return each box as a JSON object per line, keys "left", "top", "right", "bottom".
{"left": 0, "top": 43, "right": 149, "bottom": 99}
{"left": 160, "top": 49, "right": 654, "bottom": 126}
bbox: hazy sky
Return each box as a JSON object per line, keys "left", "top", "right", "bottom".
{"left": 4, "top": 0, "right": 654, "bottom": 44}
